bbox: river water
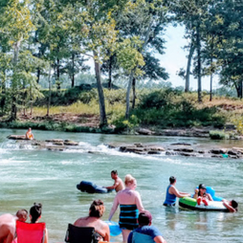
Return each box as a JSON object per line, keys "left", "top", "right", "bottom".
{"left": 0, "top": 128, "right": 243, "bottom": 243}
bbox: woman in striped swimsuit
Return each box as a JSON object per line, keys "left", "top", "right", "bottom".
{"left": 109, "top": 174, "right": 144, "bottom": 243}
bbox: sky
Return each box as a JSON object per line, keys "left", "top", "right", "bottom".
{"left": 86, "top": 24, "right": 219, "bottom": 91}
{"left": 159, "top": 25, "right": 219, "bottom": 91}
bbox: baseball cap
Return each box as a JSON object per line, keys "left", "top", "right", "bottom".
{"left": 199, "top": 184, "right": 206, "bottom": 190}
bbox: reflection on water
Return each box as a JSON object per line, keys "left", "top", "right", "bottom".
{"left": 0, "top": 128, "right": 242, "bottom": 243}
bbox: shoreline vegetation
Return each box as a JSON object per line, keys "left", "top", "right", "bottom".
{"left": 1, "top": 88, "right": 243, "bottom": 140}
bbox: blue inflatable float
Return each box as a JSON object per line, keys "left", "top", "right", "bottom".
{"left": 205, "top": 186, "right": 223, "bottom": 201}
{"left": 104, "top": 221, "right": 122, "bottom": 236}
{"left": 76, "top": 180, "right": 114, "bottom": 194}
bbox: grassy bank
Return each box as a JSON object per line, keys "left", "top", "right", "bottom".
{"left": 1, "top": 88, "right": 243, "bottom": 136}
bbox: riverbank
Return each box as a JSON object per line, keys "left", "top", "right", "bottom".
{"left": 1, "top": 113, "right": 241, "bottom": 141}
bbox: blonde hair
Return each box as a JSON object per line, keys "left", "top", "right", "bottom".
{"left": 124, "top": 174, "right": 135, "bottom": 186}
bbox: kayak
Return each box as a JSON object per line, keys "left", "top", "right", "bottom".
{"left": 76, "top": 180, "right": 114, "bottom": 193}
{"left": 179, "top": 197, "right": 228, "bottom": 212}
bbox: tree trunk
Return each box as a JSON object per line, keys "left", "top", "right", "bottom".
{"left": 1, "top": 77, "right": 6, "bottom": 114}
{"left": 239, "top": 80, "right": 243, "bottom": 99}
{"left": 47, "top": 67, "right": 52, "bottom": 117}
{"left": 71, "top": 52, "right": 75, "bottom": 87}
{"left": 132, "top": 77, "right": 136, "bottom": 109}
{"left": 57, "top": 58, "right": 61, "bottom": 90}
{"left": 108, "top": 56, "right": 112, "bottom": 89}
{"left": 125, "top": 71, "right": 134, "bottom": 119}
{"left": 93, "top": 51, "right": 107, "bottom": 127}
{"left": 10, "top": 40, "right": 21, "bottom": 120}
{"left": 185, "top": 37, "right": 195, "bottom": 92}
{"left": 196, "top": 20, "right": 202, "bottom": 103}
{"left": 36, "top": 69, "right": 41, "bottom": 84}
{"left": 209, "top": 73, "right": 213, "bottom": 101}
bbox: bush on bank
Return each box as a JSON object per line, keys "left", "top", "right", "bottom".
{"left": 1, "top": 87, "right": 243, "bottom": 134}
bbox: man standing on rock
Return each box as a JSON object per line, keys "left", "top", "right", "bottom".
{"left": 163, "top": 176, "right": 191, "bottom": 206}
{"left": 105, "top": 170, "right": 124, "bottom": 192}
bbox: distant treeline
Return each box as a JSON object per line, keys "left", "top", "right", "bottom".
{"left": 0, "top": 0, "right": 242, "bottom": 126}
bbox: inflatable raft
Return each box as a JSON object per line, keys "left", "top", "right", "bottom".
{"left": 179, "top": 197, "right": 228, "bottom": 212}
{"left": 76, "top": 180, "right": 113, "bottom": 194}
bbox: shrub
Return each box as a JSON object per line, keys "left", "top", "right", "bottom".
{"left": 209, "top": 130, "right": 229, "bottom": 140}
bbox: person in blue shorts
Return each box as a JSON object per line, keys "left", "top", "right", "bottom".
{"left": 163, "top": 176, "right": 191, "bottom": 206}
{"left": 127, "top": 210, "right": 167, "bottom": 243}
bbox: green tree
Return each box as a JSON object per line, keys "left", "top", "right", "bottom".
{"left": 0, "top": 0, "right": 36, "bottom": 120}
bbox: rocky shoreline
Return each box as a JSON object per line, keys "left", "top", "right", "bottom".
{"left": 108, "top": 142, "right": 243, "bottom": 159}
{"left": 7, "top": 135, "right": 243, "bottom": 159}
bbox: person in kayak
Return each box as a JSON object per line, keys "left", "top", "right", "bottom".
{"left": 163, "top": 176, "right": 191, "bottom": 206}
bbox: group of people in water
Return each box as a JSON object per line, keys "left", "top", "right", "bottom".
{"left": 0, "top": 171, "right": 238, "bottom": 243}
{"left": 163, "top": 176, "right": 238, "bottom": 213}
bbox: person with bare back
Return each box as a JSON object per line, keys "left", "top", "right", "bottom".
{"left": 0, "top": 209, "right": 28, "bottom": 243}
{"left": 105, "top": 170, "right": 125, "bottom": 193}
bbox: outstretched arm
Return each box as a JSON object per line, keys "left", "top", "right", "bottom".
{"left": 170, "top": 186, "right": 191, "bottom": 198}
{"left": 105, "top": 180, "right": 119, "bottom": 190}
{"left": 223, "top": 200, "right": 236, "bottom": 213}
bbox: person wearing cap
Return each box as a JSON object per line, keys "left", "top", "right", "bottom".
{"left": 127, "top": 210, "right": 167, "bottom": 243}
{"left": 163, "top": 176, "right": 191, "bottom": 206}
{"left": 193, "top": 184, "right": 213, "bottom": 206}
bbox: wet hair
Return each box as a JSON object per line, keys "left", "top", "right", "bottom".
{"left": 16, "top": 209, "right": 28, "bottom": 222}
{"left": 138, "top": 210, "right": 152, "bottom": 226}
{"left": 29, "top": 203, "right": 42, "bottom": 223}
{"left": 169, "top": 176, "right": 176, "bottom": 184}
{"left": 111, "top": 170, "right": 118, "bottom": 175}
{"left": 231, "top": 200, "right": 238, "bottom": 209}
{"left": 124, "top": 174, "right": 135, "bottom": 186}
{"left": 89, "top": 200, "right": 105, "bottom": 218}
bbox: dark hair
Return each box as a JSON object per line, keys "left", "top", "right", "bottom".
{"left": 89, "top": 200, "right": 105, "bottom": 218}
{"left": 169, "top": 176, "right": 176, "bottom": 184}
{"left": 111, "top": 170, "right": 118, "bottom": 175}
{"left": 231, "top": 200, "right": 238, "bottom": 209}
{"left": 16, "top": 209, "right": 28, "bottom": 222}
{"left": 198, "top": 184, "right": 206, "bottom": 196}
{"left": 138, "top": 210, "right": 152, "bottom": 226}
{"left": 29, "top": 203, "right": 42, "bottom": 223}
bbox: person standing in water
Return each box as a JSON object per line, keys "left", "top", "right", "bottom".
{"left": 163, "top": 176, "right": 191, "bottom": 206}
{"left": 109, "top": 174, "right": 144, "bottom": 243}
{"left": 105, "top": 170, "right": 125, "bottom": 192}
{"left": 25, "top": 128, "right": 34, "bottom": 140}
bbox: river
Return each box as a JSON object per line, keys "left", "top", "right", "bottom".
{"left": 0, "top": 128, "right": 242, "bottom": 243}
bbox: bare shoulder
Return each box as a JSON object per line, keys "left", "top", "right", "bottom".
{"left": 73, "top": 216, "right": 87, "bottom": 226}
